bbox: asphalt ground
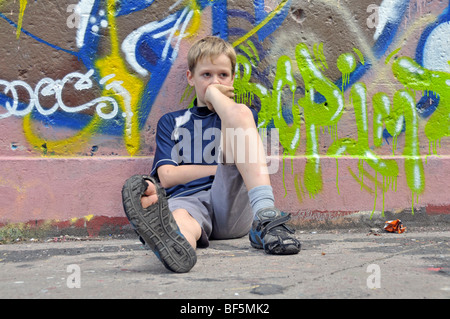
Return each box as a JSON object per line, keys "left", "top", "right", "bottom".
{"left": 0, "top": 224, "right": 449, "bottom": 304}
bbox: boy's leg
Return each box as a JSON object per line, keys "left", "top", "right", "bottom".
{"left": 217, "top": 104, "right": 301, "bottom": 255}
{"left": 219, "top": 105, "right": 270, "bottom": 190}
{"left": 122, "top": 175, "right": 198, "bottom": 272}
{"left": 172, "top": 210, "right": 202, "bottom": 249}
{"left": 141, "top": 181, "right": 202, "bottom": 249}
{"left": 209, "top": 163, "right": 254, "bottom": 240}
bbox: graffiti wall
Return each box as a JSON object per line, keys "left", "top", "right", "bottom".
{"left": 0, "top": 0, "right": 449, "bottom": 232}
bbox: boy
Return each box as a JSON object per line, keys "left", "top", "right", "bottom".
{"left": 122, "top": 36, "right": 301, "bottom": 273}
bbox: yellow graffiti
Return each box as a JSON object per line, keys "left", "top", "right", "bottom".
{"left": 13, "top": 0, "right": 106, "bottom": 155}
{"left": 23, "top": 114, "right": 103, "bottom": 155}
{"left": 22, "top": 0, "right": 145, "bottom": 156}
{"left": 84, "top": 214, "right": 95, "bottom": 222}
{"left": 70, "top": 214, "right": 94, "bottom": 224}
{"left": 14, "top": 0, "right": 293, "bottom": 157}
{"left": 16, "top": 0, "right": 27, "bottom": 39}
{"left": 182, "top": 0, "right": 202, "bottom": 37}
{"left": 232, "top": 0, "right": 290, "bottom": 47}
{"left": 95, "top": 0, "right": 144, "bottom": 156}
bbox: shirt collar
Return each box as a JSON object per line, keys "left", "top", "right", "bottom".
{"left": 190, "top": 99, "right": 215, "bottom": 117}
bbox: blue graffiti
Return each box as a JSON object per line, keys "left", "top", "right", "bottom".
{"left": 1, "top": 0, "right": 291, "bottom": 137}
{"left": 415, "top": 1, "right": 450, "bottom": 119}
{"left": 1, "top": 0, "right": 449, "bottom": 144}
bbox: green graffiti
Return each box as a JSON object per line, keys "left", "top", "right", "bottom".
{"left": 327, "top": 83, "right": 400, "bottom": 217}
{"left": 392, "top": 57, "right": 450, "bottom": 153}
{"left": 272, "top": 55, "right": 301, "bottom": 157}
{"left": 235, "top": 51, "right": 301, "bottom": 195}
{"left": 313, "top": 42, "right": 328, "bottom": 71}
{"left": 235, "top": 53, "right": 301, "bottom": 157}
{"left": 295, "top": 43, "right": 345, "bottom": 197}
{"left": 373, "top": 89, "right": 425, "bottom": 214}
{"left": 337, "top": 52, "right": 356, "bottom": 91}
{"left": 353, "top": 48, "right": 365, "bottom": 66}
{"left": 234, "top": 53, "right": 271, "bottom": 112}
{"left": 234, "top": 42, "right": 449, "bottom": 215}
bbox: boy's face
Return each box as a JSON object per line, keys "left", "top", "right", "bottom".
{"left": 187, "top": 54, "right": 235, "bottom": 107}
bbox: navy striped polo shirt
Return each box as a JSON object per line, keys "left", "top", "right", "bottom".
{"left": 150, "top": 101, "right": 257, "bottom": 198}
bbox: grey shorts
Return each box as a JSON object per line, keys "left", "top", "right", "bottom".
{"left": 168, "top": 164, "right": 253, "bottom": 248}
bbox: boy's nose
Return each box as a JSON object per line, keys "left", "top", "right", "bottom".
{"left": 211, "top": 75, "right": 220, "bottom": 84}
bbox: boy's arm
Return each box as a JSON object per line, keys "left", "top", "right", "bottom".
{"left": 152, "top": 113, "right": 218, "bottom": 189}
{"left": 205, "top": 84, "right": 258, "bottom": 123}
{"left": 157, "top": 164, "right": 217, "bottom": 189}
{"left": 204, "top": 84, "right": 236, "bottom": 116}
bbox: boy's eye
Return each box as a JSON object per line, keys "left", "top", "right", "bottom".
{"left": 202, "top": 73, "right": 211, "bottom": 78}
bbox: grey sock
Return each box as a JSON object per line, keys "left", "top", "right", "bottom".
{"left": 248, "top": 185, "right": 275, "bottom": 218}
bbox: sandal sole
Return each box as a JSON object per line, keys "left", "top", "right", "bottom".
{"left": 122, "top": 175, "right": 197, "bottom": 273}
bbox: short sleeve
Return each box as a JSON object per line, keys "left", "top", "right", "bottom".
{"left": 150, "top": 115, "right": 178, "bottom": 177}
{"left": 250, "top": 107, "right": 258, "bottom": 124}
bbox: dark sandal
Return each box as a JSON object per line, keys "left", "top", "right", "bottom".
{"left": 122, "top": 175, "right": 197, "bottom": 273}
{"left": 249, "top": 207, "right": 301, "bottom": 255}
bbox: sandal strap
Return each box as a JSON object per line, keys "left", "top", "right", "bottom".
{"left": 260, "top": 214, "right": 293, "bottom": 238}
{"left": 141, "top": 175, "right": 168, "bottom": 205}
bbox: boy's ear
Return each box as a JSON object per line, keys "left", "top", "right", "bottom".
{"left": 186, "top": 70, "right": 194, "bottom": 86}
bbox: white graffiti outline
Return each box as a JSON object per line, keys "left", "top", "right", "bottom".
{"left": 122, "top": 6, "right": 194, "bottom": 77}
{"left": 0, "top": 69, "right": 122, "bottom": 120}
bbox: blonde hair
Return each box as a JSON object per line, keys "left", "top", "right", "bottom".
{"left": 187, "top": 36, "right": 236, "bottom": 74}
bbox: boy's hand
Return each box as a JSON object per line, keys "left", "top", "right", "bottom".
{"left": 204, "top": 84, "right": 235, "bottom": 112}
